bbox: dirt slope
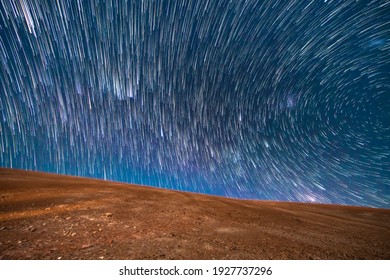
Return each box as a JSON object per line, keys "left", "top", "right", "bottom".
{"left": 0, "top": 168, "right": 389, "bottom": 259}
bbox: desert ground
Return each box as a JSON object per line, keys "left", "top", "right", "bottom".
{"left": 0, "top": 168, "right": 389, "bottom": 260}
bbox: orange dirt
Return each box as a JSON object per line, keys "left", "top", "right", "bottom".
{"left": 0, "top": 168, "right": 389, "bottom": 260}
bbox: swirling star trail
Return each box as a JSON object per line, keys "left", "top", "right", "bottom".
{"left": 1, "top": 0, "right": 389, "bottom": 208}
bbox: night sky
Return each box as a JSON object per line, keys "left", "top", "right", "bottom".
{"left": 1, "top": 0, "right": 389, "bottom": 208}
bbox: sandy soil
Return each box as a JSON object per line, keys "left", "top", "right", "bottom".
{"left": 0, "top": 168, "right": 389, "bottom": 260}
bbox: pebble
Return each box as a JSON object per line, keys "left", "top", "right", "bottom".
{"left": 28, "top": 226, "right": 36, "bottom": 232}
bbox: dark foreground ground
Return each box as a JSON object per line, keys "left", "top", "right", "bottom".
{"left": 0, "top": 168, "right": 389, "bottom": 260}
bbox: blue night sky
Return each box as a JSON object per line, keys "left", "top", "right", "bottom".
{"left": 1, "top": 0, "right": 389, "bottom": 208}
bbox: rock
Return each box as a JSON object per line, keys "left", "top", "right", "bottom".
{"left": 81, "top": 244, "right": 93, "bottom": 249}
{"left": 105, "top": 213, "right": 113, "bottom": 218}
{"left": 28, "top": 226, "right": 36, "bottom": 232}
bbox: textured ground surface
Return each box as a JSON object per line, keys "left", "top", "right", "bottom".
{"left": 0, "top": 168, "right": 389, "bottom": 260}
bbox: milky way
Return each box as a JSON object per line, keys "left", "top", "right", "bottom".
{"left": 1, "top": 0, "right": 389, "bottom": 208}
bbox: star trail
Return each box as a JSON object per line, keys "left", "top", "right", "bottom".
{"left": 1, "top": 0, "right": 389, "bottom": 208}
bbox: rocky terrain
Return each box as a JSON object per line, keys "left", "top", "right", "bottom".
{"left": 1, "top": 168, "right": 389, "bottom": 259}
